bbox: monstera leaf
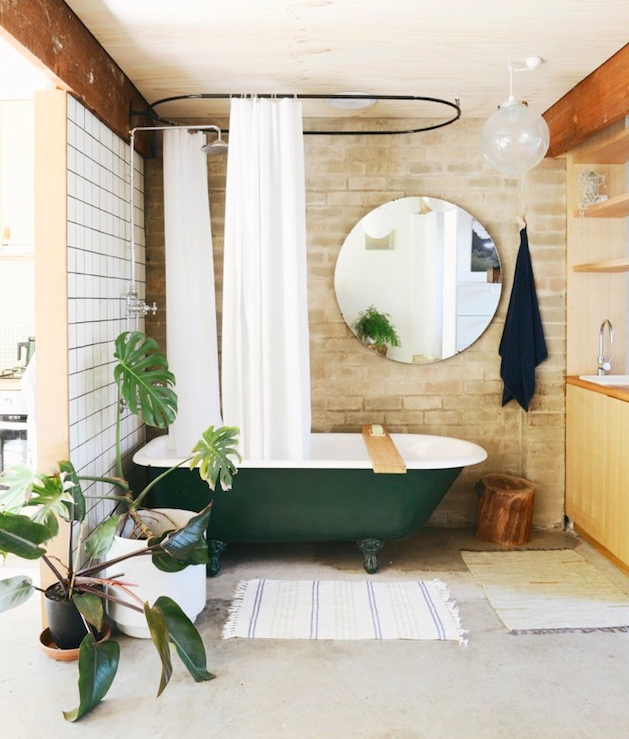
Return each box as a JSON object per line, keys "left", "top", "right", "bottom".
{"left": 113, "top": 331, "right": 177, "bottom": 429}
{"left": 189, "top": 426, "right": 241, "bottom": 491}
{"left": 58, "top": 460, "right": 86, "bottom": 523}
{"left": 28, "top": 463, "right": 84, "bottom": 531}
{"left": 0, "top": 464, "right": 36, "bottom": 513}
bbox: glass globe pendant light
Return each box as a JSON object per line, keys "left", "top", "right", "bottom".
{"left": 481, "top": 58, "right": 550, "bottom": 175}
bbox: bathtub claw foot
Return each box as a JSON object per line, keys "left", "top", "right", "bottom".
{"left": 357, "top": 538, "right": 384, "bottom": 574}
{"left": 207, "top": 540, "right": 227, "bottom": 577}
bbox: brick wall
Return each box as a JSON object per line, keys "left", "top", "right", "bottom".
{"left": 145, "top": 117, "right": 566, "bottom": 528}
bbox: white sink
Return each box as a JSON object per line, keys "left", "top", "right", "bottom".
{"left": 579, "top": 374, "right": 629, "bottom": 386}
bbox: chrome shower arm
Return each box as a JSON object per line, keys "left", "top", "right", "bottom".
{"left": 126, "top": 123, "right": 224, "bottom": 324}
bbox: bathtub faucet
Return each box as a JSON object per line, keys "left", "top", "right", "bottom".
{"left": 597, "top": 319, "right": 614, "bottom": 375}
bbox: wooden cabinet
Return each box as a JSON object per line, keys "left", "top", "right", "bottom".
{"left": 571, "top": 127, "right": 629, "bottom": 271}
{"left": 566, "top": 383, "right": 629, "bottom": 567}
{"left": 566, "top": 121, "right": 628, "bottom": 376}
{"left": 0, "top": 99, "right": 35, "bottom": 255}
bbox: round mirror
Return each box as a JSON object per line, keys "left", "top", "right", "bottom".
{"left": 334, "top": 197, "right": 502, "bottom": 364}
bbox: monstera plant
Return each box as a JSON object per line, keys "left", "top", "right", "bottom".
{"left": 0, "top": 331, "right": 240, "bottom": 721}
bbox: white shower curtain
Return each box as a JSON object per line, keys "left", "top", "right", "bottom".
{"left": 222, "top": 97, "right": 311, "bottom": 460}
{"left": 163, "top": 129, "right": 222, "bottom": 456}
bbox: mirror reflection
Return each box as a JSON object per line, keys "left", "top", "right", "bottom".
{"left": 334, "top": 197, "right": 502, "bottom": 364}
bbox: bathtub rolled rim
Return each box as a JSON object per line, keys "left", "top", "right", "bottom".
{"left": 133, "top": 432, "right": 487, "bottom": 471}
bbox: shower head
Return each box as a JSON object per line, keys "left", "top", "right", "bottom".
{"left": 201, "top": 131, "right": 228, "bottom": 156}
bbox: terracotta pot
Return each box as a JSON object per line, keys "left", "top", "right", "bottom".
{"left": 39, "top": 623, "right": 112, "bottom": 662}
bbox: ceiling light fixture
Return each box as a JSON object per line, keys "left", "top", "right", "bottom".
{"left": 480, "top": 57, "right": 550, "bottom": 175}
{"left": 326, "top": 92, "right": 376, "bottom": 110}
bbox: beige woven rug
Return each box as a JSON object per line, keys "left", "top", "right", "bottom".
{"left": 462, "top": 549, "right": 629, "bottom": 634}
{"left": 223, "top": 578, "right": 466, "bottom": 642}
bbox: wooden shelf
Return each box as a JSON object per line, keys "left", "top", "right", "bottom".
{"left": 574, "top": 192, "right": 629, "bottom": 218}
{"left": 572, "top": 257, "right": 629, "bottom": 273}
{"left": 574, "top": 129, "right": 629, "bottom": 164}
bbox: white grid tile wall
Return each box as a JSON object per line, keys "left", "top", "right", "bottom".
{"left": 67, "top": 96, "right": 146, "bottom": 532}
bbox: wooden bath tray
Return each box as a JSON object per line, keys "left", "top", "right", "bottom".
{"left": 361, "top": 425, "right": 407, "bottom": 474}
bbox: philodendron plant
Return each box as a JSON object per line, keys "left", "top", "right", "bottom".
{"left": 0, "top": 331, "right": 240, "bottom": 721}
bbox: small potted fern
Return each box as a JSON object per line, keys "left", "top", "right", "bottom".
{"left": 351, "top": 305, "right": 401, "bottom": 356}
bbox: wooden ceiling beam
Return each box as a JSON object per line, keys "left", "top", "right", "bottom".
{"left": 544, "top": 44, "right": 629, "bottom": 158}
{"left": 0, "top": 0, "right": 154, "bottom": 157}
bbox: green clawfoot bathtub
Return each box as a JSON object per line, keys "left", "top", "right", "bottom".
{"left": 133, "top": 433, "right": 486, "bottom": 574}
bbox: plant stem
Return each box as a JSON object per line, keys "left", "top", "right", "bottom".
{"left": 132, "top": 456, "right": 194, "bottom": 509}
{"left": 67, "top": 500, "right": 77, "bottom": 597}
{"left": 79, "top": 584, "right": 144, "bottom": 614}
{"left": 42, "top": 555, "right": 69, "bottom": 596}
{"left": 115, "top": 382, "right": 123, "bottom": 480}
{"left": 77, "top": 546, "right": 154, "bottom": 578}
{"left": 79, "top": 475, "right": 130, "bottom": 493}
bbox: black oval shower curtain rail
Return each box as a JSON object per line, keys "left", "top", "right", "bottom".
{"left": 131, "top": 93, "right": 461, "bottom": 135}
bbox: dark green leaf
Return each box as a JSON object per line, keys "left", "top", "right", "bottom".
{"left": 145, "top": 601, "right": 173, "bottom": 696}
{"left": 73, "top": 592, "right": 104, "bottom": 631}
{"left": 38, "top": 509, "right": 59, "bottom": 539}
{"left": 58, "top": 460, "right": 86, "bottom": 523}
{"left": 159, "top": 504, "right": 212, "bottom": 562}
{"left": 63, "top": 635, "right": 120, "bottom": 722}
{"left": 150, "top": 535, "right": 209, "bottom": 572}
{"left": 0, "top": 512, "right": 51, "bottom": 559}
{"left": 154, "top": 596, "right": 215, "bottom": 683}
{"left": 113, "top": 331, "right": 177, "bottom": 429}
{"left": 0, "top": 576, "right": 36, "bottom": 613}
{"left": 189, "top": 425, "right": 240, "bottom": 491}
{"left": 84, "top": 514, "right": 120, "bottom": 560}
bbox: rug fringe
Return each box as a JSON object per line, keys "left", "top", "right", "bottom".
{"left": 222, "top": 579, "right": 251, "bottom": 639}
{"left": 431, "top": 578, "right": 469, "bottom": 646}
{"left": 510, "top": 625, "right": 629, "bottom": 635}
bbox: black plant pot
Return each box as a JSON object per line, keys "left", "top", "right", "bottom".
{"left": 44, "top": 583, "right": 91, "bottom": 650}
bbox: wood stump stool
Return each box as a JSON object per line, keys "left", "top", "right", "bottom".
{"left": 475, "top": 473, "right": 535, "bottom": 546}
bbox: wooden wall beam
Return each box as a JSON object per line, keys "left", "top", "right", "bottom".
{"left": 0, "top": 0, "right": 154, "bottom": 157}
{"left": 544, "top": 44, "right": 629, "bottom": 158}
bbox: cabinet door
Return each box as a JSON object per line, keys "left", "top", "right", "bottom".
{"left": 1, "top": 100, "right": 35, "bottom": 252}
{"left": 566, "top": 385, "right": 608, "bottom": 540}
{"left": 603, "top": 396, "right": 629, "bottom": 564}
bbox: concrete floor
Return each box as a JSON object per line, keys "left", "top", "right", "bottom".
{"left": 2, "top": 528, "right": 629, "bottom": 739}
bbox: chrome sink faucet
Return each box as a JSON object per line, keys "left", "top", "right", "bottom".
{"left": 597, "top": 319, "right": 614, "bottom": 375}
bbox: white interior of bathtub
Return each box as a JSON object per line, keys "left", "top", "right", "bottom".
{"left": 133, "top": 433, "right": 487, "bottom": 471}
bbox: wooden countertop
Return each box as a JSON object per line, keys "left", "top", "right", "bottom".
{"left": 567, "top": 376, "right": 629, "bottom": 403}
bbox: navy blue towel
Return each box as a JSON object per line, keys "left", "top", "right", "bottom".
{"left": 499, "top": 227, "right": 547, "bottom": 411}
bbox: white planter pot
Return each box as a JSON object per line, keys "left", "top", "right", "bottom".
{"left": 106, "top": 508, "right": 207, "bottom": 639}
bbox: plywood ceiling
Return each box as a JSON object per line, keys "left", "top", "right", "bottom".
{"left": 64, "top": 0, "right": 628, "bottom": 123}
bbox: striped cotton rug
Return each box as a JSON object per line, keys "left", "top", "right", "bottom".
{"left": 222, "top": 578, "right": 466, "bottom": 642}
{"left": 462, "top": 549, "right": 629, "bottom": 634}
